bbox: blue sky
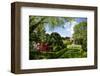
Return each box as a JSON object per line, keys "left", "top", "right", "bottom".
{"left": 45, "top": 17, "right": 87, "bottom": 37}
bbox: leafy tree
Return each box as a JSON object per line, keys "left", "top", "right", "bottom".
{"left": 29, "top": 16, "right": 75, "bottom": 33}
{"left": 73, "top": 22, "right": 87, "bottom": 51}
{"left": 50, "top": 32, "right": 63, "bottom": 45}
{"left": 29, "top": 16, "right": 79, "bottom": 59}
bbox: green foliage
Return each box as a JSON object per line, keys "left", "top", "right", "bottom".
{"left": 29, "top": 16, "right": 87, "bottom": 60}
{"left": 61, "top": 49, "right": 81, "bottom": 58}
{"left": 63, "top": 40, "right": 72, "bottom": 45}
{"left": 29, "top": 32, "right": 40, "bottom": 42}
{"left": 73, "top": 22, "right": 87, "bottom": 51}
{"left": 29, "top": 16, "right": 75, "bottom": 33}
{"left": 50, "top": 32, "right": 64, "bottom": 46}
{"left": 67, "top": 44, "right": 81, "bottom": 50}
{"left": 29, "top": 51, "right": 42, "bottom": 59}
{"left": 29, "top": 44, "right": 87, "bottom": 59}
{"left": 60, "top": 45, "right": 86, "bottom": 58}
{"left": 52, "top": 46, "right": 62, "bottom": 52}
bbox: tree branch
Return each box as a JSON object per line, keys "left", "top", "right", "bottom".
{"left": 30, "top": 17, "right": 45, "bottom": 33}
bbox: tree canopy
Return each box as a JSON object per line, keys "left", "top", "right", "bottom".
{"left": 73, "top": 21, "right": 87, "bottom": 51}
{"left": 29, "top": 16, "right": 87, "bottom": 59}
{"left": 29, "top": 16, "right": 75, "bottom": 33}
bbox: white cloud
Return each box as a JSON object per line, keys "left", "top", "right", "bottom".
{"left": 70, "top": 21, "right": 78, "bottom": 36}
{"left": 45, "top": 21, "right": 78, "bottom": 37}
